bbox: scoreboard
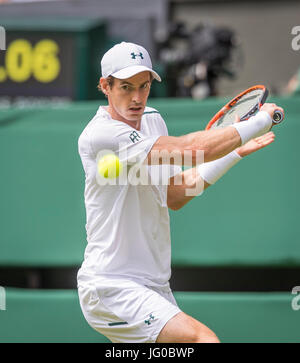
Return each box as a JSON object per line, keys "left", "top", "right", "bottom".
{"left": 0, "top": 17, "right": 108, "bottom": 101}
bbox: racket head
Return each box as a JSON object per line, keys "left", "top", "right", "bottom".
{"left": 206, "top": 85, "right": 268, "bottom": 130}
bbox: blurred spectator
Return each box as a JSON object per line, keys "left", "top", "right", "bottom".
{"left": 157, "top": 21, "right": 241, "bottom": 99}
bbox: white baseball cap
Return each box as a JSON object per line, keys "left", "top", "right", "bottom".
{"left": 101, "top": 42, "right": 161, "bottom": 82}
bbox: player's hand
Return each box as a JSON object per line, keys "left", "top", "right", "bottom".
{"left": 260, "top": 103, "right": 285, "bottom": 125}
{"left": 235, "top": 131, "right": 275, "bottom": 157}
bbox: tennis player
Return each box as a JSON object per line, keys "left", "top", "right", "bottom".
{"left": 77, "top": 42, "right": 284, "bottom": 343}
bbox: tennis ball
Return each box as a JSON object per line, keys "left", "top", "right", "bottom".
{"left": 97, "top": 154, "right": 123, "bottom": 179}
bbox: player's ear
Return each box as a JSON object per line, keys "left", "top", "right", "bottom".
{"left": 99, "top": 77, "right": 108, "bottom": 96}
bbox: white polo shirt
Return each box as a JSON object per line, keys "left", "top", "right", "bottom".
{"left": 77, "top": 106, "right": 181, "bottom": 288}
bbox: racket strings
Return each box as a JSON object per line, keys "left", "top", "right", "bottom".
{"left": 211, "top": 89, "right": 265, "bottom": 129}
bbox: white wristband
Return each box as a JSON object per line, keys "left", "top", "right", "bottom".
{"left": 230, "top": 111, "right": 272, "bottom": 145}
{"left": 197, "top": 150, "right": 242, "bottom": 185}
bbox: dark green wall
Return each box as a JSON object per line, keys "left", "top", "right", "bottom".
{"left": 0, "top": 96, "right": 299, "bottom": 267}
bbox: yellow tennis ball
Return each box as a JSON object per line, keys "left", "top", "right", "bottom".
{"left": 97, "top": 154, "right": 123, "bottom": 179}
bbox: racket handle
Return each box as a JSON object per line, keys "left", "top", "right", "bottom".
{"left": 273, "top": 110, "right": 284, "bottom": 124}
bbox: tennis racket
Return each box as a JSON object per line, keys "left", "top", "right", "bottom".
{"left": 205, "top": 85, "right": 284, "bottom": 130}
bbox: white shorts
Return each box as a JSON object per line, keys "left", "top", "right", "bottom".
{"left": 78, "top": 277, "right": 181, "bottom": 343}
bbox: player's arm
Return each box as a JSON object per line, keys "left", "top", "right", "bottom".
{"left": 147, "top": 103, "right": 282, "bottom": 166}
{"left": 167, "top": 168, "right": 210, "bottom": 211}
{"left": 167, "top": 131, "right": 275, "bottom": 211}
{"left": 148, "top": 126, "right": 241, "bottom": 165}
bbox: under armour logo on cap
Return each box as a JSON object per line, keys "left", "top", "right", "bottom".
{"left": 131, "top": 52, "right": 144, "bottom": 60}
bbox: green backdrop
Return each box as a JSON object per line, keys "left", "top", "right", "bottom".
{"left": 0, "top": 96, "right": 299, "bottom": 343}
{"left": 0, "top": 96, "right": 299, "bottom": 267}
{"left": 0, "top": 289, "right": 298, "bottom": 343}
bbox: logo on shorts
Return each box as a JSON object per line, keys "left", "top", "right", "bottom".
{"left": 129, "top": 131, "right": 141, "bottom": 143}
{"left": 144, "top": 313, "right": 155, "bottom": 325}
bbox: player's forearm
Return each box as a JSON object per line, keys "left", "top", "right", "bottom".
{"left": 167, "top": 168, "right": 210, "bottom": 211}
{"left": 168, "top": 150, "right": 242, "bottom": 210}
{"left": 152, "top": 127, "right": 241, "bottom": 166}
{"left": 180, "top": 127, "right": 241, "bottom": 163}
{"left": 177, "top": 111, "right": 273, "bottom": 163}
{"left": 149, "top": 111, "right": 274, "bottom": 166}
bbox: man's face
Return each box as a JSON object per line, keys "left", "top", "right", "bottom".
{"left": 104, "top": 71, "right": 151, "bottom": 123}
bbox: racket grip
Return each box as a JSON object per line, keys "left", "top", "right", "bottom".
{"left": 273, "top": 110, "right": 284, "bottom": 124}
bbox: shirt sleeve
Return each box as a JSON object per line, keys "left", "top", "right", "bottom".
{"left": 89, "top": 122, "right": 160, "bottom": 166}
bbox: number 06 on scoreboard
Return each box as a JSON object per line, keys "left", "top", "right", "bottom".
{"left": 0, "top": 17, "right": 107, "bottom": 101}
